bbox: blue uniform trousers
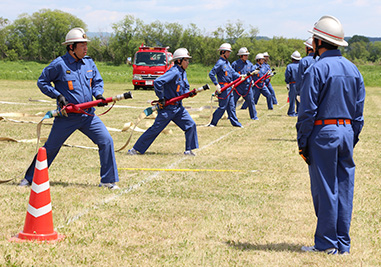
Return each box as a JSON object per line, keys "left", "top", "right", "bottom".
{"left": 242, "top": 86, "right": 273, "bottom": 110}
{"left": 25, "top": 114, "right": 119, "bottom": 184}
{"left": 287, "top": 83, "right": 299, "bottom": 116}
{"left": 233, "top": 86, "right": 257, "bottom": 120}
{"left": 266, "top": 82, "right": 278, "bottom": 104}
{"left": 134, "top": 105, "right": 198, "bottom": 153}
{"left": 308, "top": 123, "right": 355, "bottom": 253}
{"left": 211, "top": 89, "right": 241, "bottom": 127}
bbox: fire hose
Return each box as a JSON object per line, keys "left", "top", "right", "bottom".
{"left": 0, "top": 92, "right": 133, "bottom": 184}
{"left": 116, "top": 84, "right": 210, "bottom": 152}
{"left": 209, "top": 69, "right": 274, "bottom": 117}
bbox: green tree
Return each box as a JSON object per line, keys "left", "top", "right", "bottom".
{"left": 348, "top": 35, "right": 369, "bottom": 46}
{"left": 32, "top": 9, "right": 85, "bottom": 61}
{"left": 0, "top": 17, "right": 10, "bottom": 59}
{"left": 179, "top": 23, "right": 203, "bottom": 63}
{"left": 368, "top": 42, "right": 381, "bottom": 62}
{"left": 109, "top": 15, "right": 142, "bottom": 65}
{"left": 3, "top": 9, "right": 85, "bottom": 61}
{"left": 348, "top": 41, "right": 370, "bottom": 62}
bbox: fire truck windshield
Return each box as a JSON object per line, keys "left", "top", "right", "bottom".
{"left": 134, "top": 52, "right": 166, "bottom": 66}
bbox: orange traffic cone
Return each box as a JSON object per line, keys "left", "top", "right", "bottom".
{"left": 10, "top": 147, "right": 64, "bottom": 242}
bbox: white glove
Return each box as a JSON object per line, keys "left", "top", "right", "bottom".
{"left": 296, "top": 95, "right": 301, "bottom": 103}
{"left": 252, "top": 69, "right": 260, "bottom": 75}
{"left": 286, "top": 84, "right": 290, "bottom": 90}
{"left": 215, "top": 84, "right": 221, "bottom": 94}
{"left": 240, "top": 74, "right": 247, "bottom": 80}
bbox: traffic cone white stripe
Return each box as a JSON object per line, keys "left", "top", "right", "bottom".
{"left": 27, "top": 203, "right": 52, "bottom": 218}
{"left": 35, "top": 159, "right": 48, "bottom": 171}
{"left": 31, "top": 181, "right": 50, "bottom": 194}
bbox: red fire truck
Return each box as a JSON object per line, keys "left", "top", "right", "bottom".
{"left": 132, "top": 44, "right": 173, "bottom": 90}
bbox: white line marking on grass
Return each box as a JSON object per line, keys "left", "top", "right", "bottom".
{"left": 58, "top": 103, "right": 287, "bottom": 229}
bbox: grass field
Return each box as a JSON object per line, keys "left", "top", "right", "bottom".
{"left": 1, "top": 60, "right": 380, "bottom": 87}
{"left": 0, "top": 76, "right": 380, "bottom": 266}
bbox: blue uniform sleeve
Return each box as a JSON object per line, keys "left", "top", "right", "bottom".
{"left": 209, "top": 63, "right": 220, "bottom": 85}
{"left": 295, "top": 61, "right": 306, "bottom": 95}
{"left": 285, "top": 65, "right": 292, "bottom": 84}
{"left": 37, "top": 61, "right": 62, "bottom": 99}
{"left": 232, "top": 68, "right": 240, "bottom": 80}
{"left": 89, "top": 60, "right": 104, "bottom": 97}
{"left": 154, "top": 68, "right": 178, "bottom": 99}
{"left": 296, "top": 69, "right": 319, "bottom": 147}
{"left": 352, "top": 74, "right": 366, "bottom": 145}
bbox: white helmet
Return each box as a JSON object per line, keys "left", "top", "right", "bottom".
{"left": 304, "top": 37, "right": 313, "bottom": 49}
{"left": 308, "top": 15, "right": 348, "bottom": 47}
{"left": 255, "top": 53, "right": 264, "bottom": 60}
{"left": 62, "top": 28, "right": 91, "bottom": 45}
{"left": 237, "top": 47, "right": 250, "bottom": 56}
{"left": 291, "top": 51, "right": 302, "bottom": 60}
{"left": 263, "top": 52, "right": 270, "bottom": 57}
{"left": 218, "top": 43, "right": 232, "bottom": 52}
{"left": 171, "top": 48, "right": 192, "bottom": 62}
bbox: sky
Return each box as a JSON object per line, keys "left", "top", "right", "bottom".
{"left": 1, "top": 0, "right": 380, "bottom": 40}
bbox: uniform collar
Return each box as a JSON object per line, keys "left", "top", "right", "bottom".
{"left": 319, "top": 49, "right": 342, "bottom": 59}
{"left": 65, "top": 52, "right": 85, "bottom": 64}
{"left": 220, "top": 56, "right": 228, "bottom": 62}
{"left": 174, "top": 64, "right": 185, "bottom": 73}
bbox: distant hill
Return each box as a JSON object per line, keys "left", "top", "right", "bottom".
{"left": 344, "top": 36, "right": 381, "bottom": 42}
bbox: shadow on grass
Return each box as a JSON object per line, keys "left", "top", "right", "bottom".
{"left": 225, "top": 240, "right": 303, "bottom": 253}
{"left": 5, "top": 180, "right": 96, "bottom": 188}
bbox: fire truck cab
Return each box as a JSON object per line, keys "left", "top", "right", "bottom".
{"left": 132, "top": 44, "right": 173, "bottom": 90}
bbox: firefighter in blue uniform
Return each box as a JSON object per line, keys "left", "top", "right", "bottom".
{"left": 295, "top": 37, "right": 317, "bottom": 98}
{"left": 19, "top": 28, "right": 119, "bottom": 189}
{"left": 208, "top": 43, "right": 242, "bottom": 127}
{"left": 242, "top": 53, "right": 273, "bottom": 110}
{"left": 128, "top": 48, "right": 198, "bottom": 156}
{"left": 285, "top": 51, "right": 301, "bottom": 116}
{"left": 297, "top": 15, "right": 365, "bottom": 255}
{"left": 231, "top": 47, "right": 259, "bottom": 120}
{"left": 261, "top": 52, "right": 278, "bottom": 105}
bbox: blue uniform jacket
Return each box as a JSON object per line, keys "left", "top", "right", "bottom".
{"left": 253, "top": 63, "right": 268, "bottom": 88}
{"left": 209, "top": 57, "right": 240, "bottom": 86}
{"left": 296, "top": 50, "right": 365, "bottom": 148}
{"left": 285, "top": 62, "right": 299, "bottom": 84}
{"left": 154, "top": 64, "right": 189, "bottom": 103}
{"left": 262, "top": 62, "right": 272, "bottom": 84}
{"left": 37, "top": 52, "right": 104, "bottom": 110}
{"left": 231, "top": 58, "right": 255, "bottom": 89}
{"left": 295, "top": 53, "right": 317, "bottom": 95}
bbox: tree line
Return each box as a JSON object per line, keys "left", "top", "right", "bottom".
{"left": 1, "top": 9, "right": 380, "bottom": 66}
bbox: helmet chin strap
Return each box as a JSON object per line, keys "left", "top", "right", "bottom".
{"left": 222, "top": 51, "right": 228, "bottom": 59}
{"left": 70, "top": 43, "right": 81, "bottom": 61}
{"left": 313, "top": 38, "right": 323, "bottom": 59}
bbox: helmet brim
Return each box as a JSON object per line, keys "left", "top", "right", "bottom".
{"left": 309, "top": 30, "right": 348, "bottom": 47}
{"left": 170, "top": 56, "right": 192, "bottom": 63}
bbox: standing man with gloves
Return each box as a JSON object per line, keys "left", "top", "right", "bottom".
{"left": 285, "top": 51, "right": 301, "bottom": 116}
{"left": 232, "top": 47, "right": 259, "bottom": 120}
{"left": 128, "top": 48, "right": 199, "bottom": 156}
{"left": 297, "top": 15, "right": 365, "bottom": 255}
{"left": 208, "top": 43, "right": 243, "bottom": 128}
{"left": 19, "top": 28, "right": 119, "bottom": 189}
